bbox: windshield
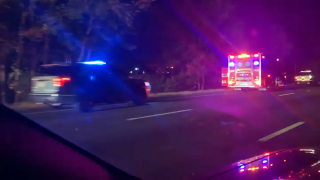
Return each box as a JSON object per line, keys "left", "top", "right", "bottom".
{"left": 2, "top": 1, "right": 320, "bottom": 180}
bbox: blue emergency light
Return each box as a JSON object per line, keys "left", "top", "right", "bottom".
{"left": 254, "top": 61, "right": 259, "bottom": 66}
{"left": 229, "top": 62, "right": 235, "bottom": 67}
{"left": 80, "top": 60, "right": 106, "bottom": 65}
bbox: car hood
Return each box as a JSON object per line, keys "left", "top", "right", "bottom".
{"left": 202, "top": 148, "right": 320, "bottom": 180}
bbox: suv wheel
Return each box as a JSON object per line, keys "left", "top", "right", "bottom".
{"left": 132, "top": 90, "right": 147, "bottom": 106}
{"left": 78, "top": 101, "right": 93, "bottom": 112}
{"left": 51, "top": 103, "right": 62, "bottom": 109}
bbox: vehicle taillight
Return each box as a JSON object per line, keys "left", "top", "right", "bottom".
{"left": 53, "top": 77, "right": 71, "bottom": 86}
{"left": 295, "top": 76, "right": 297, "bottom": 80}
{"left": 144, "top": 82, "right": 151, "bottom": 89}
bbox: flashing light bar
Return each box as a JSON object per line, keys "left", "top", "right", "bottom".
{"left": 311, "top": 160, "right": 320, "bottom": 167}
{"left": 229, "top": 53, "right": 261, "bottom": 59}
{"left": 79, "top": 60, "right": 106, "bottom": 65}
{"left": 237, "top": 54, "right": 250, "bottom": 58}
{"left": 230, "top": 85, "right": 255, "bottom": 88}
{"left": 300, "top": 70, "right": 312, "bottom": 73}
{"left": 254, "top": 61, "right": 259, "bottom": 66}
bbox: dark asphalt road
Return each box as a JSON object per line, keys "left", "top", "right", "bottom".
{"left": 16, "top": 87, "right": 320, "bottom": 180}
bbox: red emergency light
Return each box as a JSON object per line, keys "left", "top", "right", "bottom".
{"left": 237, "top": 54, "right": 251, "bottom": 58}
{"left": 229, "top": 54, "right": 261, "bottom": 59}
{"left": 53, "top": 77, "right": 71, "bottom": 87}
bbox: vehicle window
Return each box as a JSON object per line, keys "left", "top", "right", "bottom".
{"left": 38, "top": 66, "right": 74, "bottom": 76}
{"left": 76, "top": 65, "right": 128, "bottom": 79}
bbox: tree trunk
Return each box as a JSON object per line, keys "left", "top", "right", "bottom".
{"left": 14, "top": 35, "right": 23, "bottom": 83}
{"left": 12, "top": 11, "right": 28, "bottom": 103}
{"left": 77, "top": 39, "right": 86, "bottom": 62}
{"left": 0, "top": 65, "right": 3, "bottom": 104}
{"left": 4, "top": 55, "right": 15, "bottom": 104}
{"left": 30, "top": 47, "right": 37, "bottom": 78}
{"left": 86, "top": 49, "right": 92, "bottom": 60}
{"left": 77, "top": 19, "right": 93, "bottom": 62}
{"left": 43, "top": 36, "right": 50, "bottom": 64}
{"left": 201, "top": 76, "right": 205, "bottom": 90}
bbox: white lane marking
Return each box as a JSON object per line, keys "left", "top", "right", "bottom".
{"left": 24, "top": 109, "right": 73, "bottom": 115}
{"left": 189, "top": 92, "right": 240, "bottom": 98}
{"left": 278, "top": 93, "right": 295, "bottom": 96}
{"left": 258, "top": 122, "right": 305, "bottom": 142}
{"left": 155, "top": 92, "right": 242, "bottom": 101}
{"left": 127, "top": 109, "right": 193, "bottom": 121}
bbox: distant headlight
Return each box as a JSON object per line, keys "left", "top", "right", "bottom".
{"left": 309, "top": 75, "right": 313, "bottom": 79}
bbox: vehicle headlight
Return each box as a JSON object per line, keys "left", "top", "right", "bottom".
{"left": 309, "top": 75, "right": 313, "bottom": 79}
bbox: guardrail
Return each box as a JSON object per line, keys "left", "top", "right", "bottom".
{"left": 5, "top": 88, "right": 231, "bottom": 111}
{"left": 148, "top": 88, "right": 232, "bottom": 101}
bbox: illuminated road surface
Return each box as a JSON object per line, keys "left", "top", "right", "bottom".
{"left": 20, "top": 87, "right": 320, "bottom": 180}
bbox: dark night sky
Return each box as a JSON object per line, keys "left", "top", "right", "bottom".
{"left": 134, "top": 0, "right": 320, "bottom": 71}
{"left": 1, "top": 0, "right": 319, "bottom": 71}
{"left": 263, "top": 0, "right": 320, "bottom": 62}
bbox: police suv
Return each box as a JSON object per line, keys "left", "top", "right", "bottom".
{"left": 29, "top": 61, "right": 151, "bottom": 112}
